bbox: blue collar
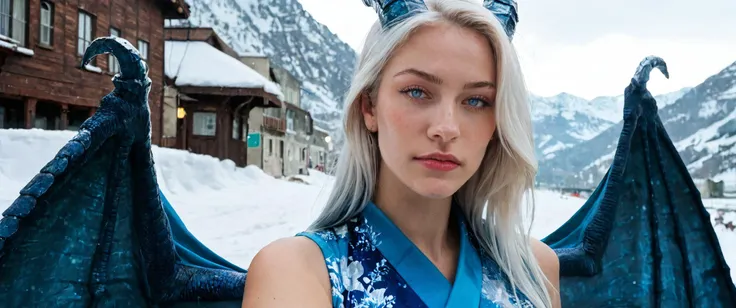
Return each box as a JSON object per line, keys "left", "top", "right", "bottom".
{"left": 362, "top": 201, "right": 483, "bottom": 308}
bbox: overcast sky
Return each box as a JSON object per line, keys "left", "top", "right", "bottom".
{"left": 297, "top": 0, "right": 736, "bottom": 99}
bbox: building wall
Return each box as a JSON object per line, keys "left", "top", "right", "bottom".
{"left": 240, "top": 56, "right": 270, "bottom": 79}
{"left": 283, "top": 133, "right": 309, "bottom": 176}
{"left": 309, "top": 128, "right": 332, "bottom": 171}
{"left": 272, "top": 67, "right": 300, "bottom": 107}
{"left": 162, "top": 85, "right": 179, "bottom": 138}
{"left": 241, "top": 55, "right": 272, "bottom": 170}
{"left": 309, "top": 144, "right": 326, "bottom": 167}
{"left": 246, "top": 107, "right": 264, "bottom": 168}
{"left": 0, "top": 0, "right": 176, "bottom": 144}
{"left": 261, "top": 133, "right": 284, "bottom": 177}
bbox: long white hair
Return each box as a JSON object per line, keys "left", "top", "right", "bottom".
{"left": 309, "top": 0, "right": 551, "bottom": 306}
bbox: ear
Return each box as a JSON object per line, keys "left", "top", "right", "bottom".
{"left": 360, "top": 92, "right": 378, "bottom": 132}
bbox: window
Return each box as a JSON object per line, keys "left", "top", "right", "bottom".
{"left": 232, "top": 116, "right": 240, "bottom": 140}
{"left": 268, "top": 139, "right": 273, "bottom": 156}
{"left": 77, "top": 11, "right": 94, "bottom": 56}
{"left": 0, "top": 0, "right": 28, "bottom": 46}
{"left": 108, "top": 28, "right": 120, "bottom": 73}
{"left": 264, "top": 106, "right": 281, "bottom": 118}
{"left": 192, "top": 112, "right": 216, "bottom": 136}
{"left": 39, "top": 1, "right": 53, "bottom": 46}
{"left": 137, "top": 39, "right": 148, "bottom": 61}
{"left": 286, "top": 110, "right": 295, "bottom": 132}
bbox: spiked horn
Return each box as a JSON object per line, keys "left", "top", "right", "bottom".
{"left": 362, "top": 0, "right": 428, "bottom": 29}
{"left": 483, "top": 0, "right": 519, "bottom": 40}
{"left": 632, "top": 55, "right": 669, "bottom": 88}
{"left": 83, "top": 37, "right": 148, "bottom": 81}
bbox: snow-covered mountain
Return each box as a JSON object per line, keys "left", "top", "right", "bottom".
{"left": 168, "top": 0, "right": 731, "bottom": 183}
{"left": 532, "top": 89, "right": 689, "bottom": 160}
{"left": 537, "top": 61, "right": 736, "bottom": 187}
{"left": 168, "top": 0, "right": 357, "bottom": 132}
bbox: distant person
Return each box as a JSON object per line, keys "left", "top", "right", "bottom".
{"left": 243, "top": 0, "right": 560, "bottom": 307}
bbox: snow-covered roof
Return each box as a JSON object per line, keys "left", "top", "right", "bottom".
{"left": 164, "top": 41, "right": 283, "bottom": 100}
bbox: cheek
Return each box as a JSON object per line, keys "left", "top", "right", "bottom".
{"left": 465, "top": 112, "right": 496, "bottom": 155}
{"left": 468, "top": 111, "right": 496, "bottom": 138}
{"left": 379, "top": 102, "right": 415, "bottom": 136}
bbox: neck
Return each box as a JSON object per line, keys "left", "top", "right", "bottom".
{"left": 373, "top": 163, "right": 458, "bottom": 263}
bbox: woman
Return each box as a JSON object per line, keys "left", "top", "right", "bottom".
{"left": 243, "top": 0, "right": 560, "bottom": 307}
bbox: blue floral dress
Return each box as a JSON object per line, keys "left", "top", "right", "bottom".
{"left": 296, "top": 202, "right": 534, "bottom": 308}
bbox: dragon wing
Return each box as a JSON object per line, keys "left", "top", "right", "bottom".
{"left": 543, "top": 56, "right": 736, "bottom": 307}
{"left": 0, "top": 37, "right": 245, "bottom": 307}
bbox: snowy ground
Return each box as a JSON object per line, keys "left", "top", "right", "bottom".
{"left": 0, "top": 128, "right": 734, "bottom": 280}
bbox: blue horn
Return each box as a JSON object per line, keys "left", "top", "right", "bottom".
{"left": 483, "top": 0, "right": 519, "bottom": 40}
{"left": 362, "top": 0, "right": 428, "bottom": 29}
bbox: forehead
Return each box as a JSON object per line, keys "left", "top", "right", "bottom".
{"left": 385, "top": 21, "right": 497, "bottom": 82}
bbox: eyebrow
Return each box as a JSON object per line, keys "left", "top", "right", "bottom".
{"left": 393, "top": 68, "right": 496, "bottom": 89}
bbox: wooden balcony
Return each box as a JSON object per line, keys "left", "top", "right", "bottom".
{"left": 263, "top": 115, "right": 286, "bottom": 133}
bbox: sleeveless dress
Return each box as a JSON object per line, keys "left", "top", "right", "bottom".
{"left": 296, "top": 202, "right": 534, "bottom": 308}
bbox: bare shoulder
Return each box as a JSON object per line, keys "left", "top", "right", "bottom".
{"left": 242, "top": 236, "right": 332, "bottom": 308}
{"left": 529, "top": 238, "right": 561, "bottom": 308}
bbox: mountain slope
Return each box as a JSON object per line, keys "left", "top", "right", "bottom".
{"left": 168, "top": 0, "right": 358, "bottom": 131}
{"left": 532, "top": 89, "right": 689, "bottom": 160}
{"left": 537, "top": 61, "right": 736, "bottom": 187}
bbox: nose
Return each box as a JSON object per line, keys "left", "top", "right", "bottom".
{"left": 427, "top": 100, "right": 460, "bottom": 143}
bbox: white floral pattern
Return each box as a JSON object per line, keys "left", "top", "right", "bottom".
{"left": 298, "top": 215, "right": 533, "bottom": 307}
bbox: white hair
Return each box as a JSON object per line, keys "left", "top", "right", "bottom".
{"left": 309, "top": 0, "right": 552, "bottom": 307}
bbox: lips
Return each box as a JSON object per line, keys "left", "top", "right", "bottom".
{"left": 414, "top": 153, "right": 461, "bottom": 171}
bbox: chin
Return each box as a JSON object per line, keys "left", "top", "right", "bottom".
{"left": 410, "top": 178, "right": 461, "bottom": 199}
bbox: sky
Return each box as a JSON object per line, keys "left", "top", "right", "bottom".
{"left": 297, "top": 0, "right": 736, "bottom": 100}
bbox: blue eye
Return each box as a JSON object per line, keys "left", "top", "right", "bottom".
{"left": 409, "top": 89, "right": 423, "bottom": 98}
{"left": 466, "top": 97, "right": 489, "bottom": 108}
{"left": 467, "top": 98, "right": 484, "bottom": 107}
{"left": 400, "top": 87, "right": 429, "bottom": 100}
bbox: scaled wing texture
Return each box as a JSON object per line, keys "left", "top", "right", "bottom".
{"left": 543, "top": 56, "right": 736, "bottom": 307}
{"left": 0, "top": 37, "right": 245, "bottom": 307}
{"left": 0, "top": 36, "right": 733, "bottom": 308}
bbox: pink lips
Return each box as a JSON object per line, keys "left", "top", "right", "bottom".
{"left": 414, "top": 152, "right": 461, "bottom": 171}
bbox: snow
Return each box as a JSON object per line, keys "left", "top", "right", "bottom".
{"left": 164, "top": 41, "right": 284, "bottom": 100}
{"left": 676, "top": 108, "right": 736, "bottom": 154}
{"left": 698, "top": 100, "right": 722, "bottom": 118}
{"left": 0, "top": 39, "right": 34, "bottom": 56}
{"left": 0, "top": 34, "right": 19, "bottom": 44}
{"left": 0, "top": 40, "right": 14, "bottom": 51}
{"left": 313, "top": 125, "right": 331, "bottom": 134}
{"left": 1, "top": 128, "right": 735, "bottom": 282}
{"left": 239, "top": 51, "right": 266, "bottom": 58}
{"left": 84, "top": 64, "right": 102, "bottom": 73}
{"left": 15, "top": 46, "right": 34, "bottom": 56}
{"left": 722, "top": 85, "right": 736, "bottom": 100}
{"left": 542, "top": 141, "right": 571, "bottom": 155}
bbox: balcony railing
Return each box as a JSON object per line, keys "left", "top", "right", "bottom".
{"left": 263, "top": 115, "right": 286, "bottom": 133}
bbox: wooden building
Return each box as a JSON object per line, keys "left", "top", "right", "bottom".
{"left": 0, "top": 0, "right": 189, "bottom": 144}
{"left": 163, "top": 27, "right": 283, "bottom": 167}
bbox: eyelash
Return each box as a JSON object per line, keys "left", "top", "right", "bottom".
{"left": 398, "top": 86, "right": 493, "bottom": 109}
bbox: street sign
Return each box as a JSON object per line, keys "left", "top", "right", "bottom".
{"left": 247, "top": 132, "right": 261, "bottom": 148}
